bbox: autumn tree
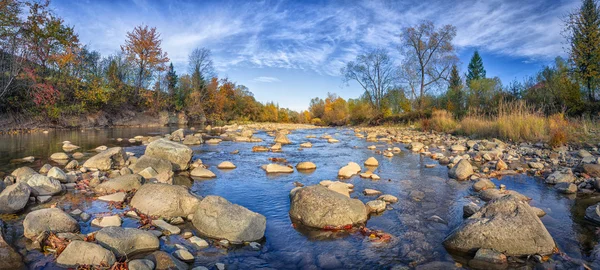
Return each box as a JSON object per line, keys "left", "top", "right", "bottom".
{"left": 121, "top": 25, "right": 169, "bottom": 103}
{"left": 400, "top": 21, "right": 458, "bottom": 111}
{"left": 322, "top": 93, "right": 348, "bottom": 126}
{"left": 567, "top": 0, "right": 600, "bottom": 101}
{"left": 466, "top": 50, "right": 486, "bottom": 84}
{"left": 308, "top": 97, "right": 325, "bottom": 119}
{"left": 342, "top": 48, "right": 396, "bottom": 112}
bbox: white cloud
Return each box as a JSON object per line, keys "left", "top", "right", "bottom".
{"left": 53, "top": 0, "right": 577, "bottom": 77}
{"left": 252, "top": 76, "right": 281, "bottom": 83}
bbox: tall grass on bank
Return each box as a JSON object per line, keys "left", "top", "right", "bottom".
{"left": 424, "top": 101, "right": 571, "bottom": 146}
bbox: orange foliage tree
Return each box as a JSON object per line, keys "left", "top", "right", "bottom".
{"left": 121, "top": 25, "right": 169, "bottom": 104}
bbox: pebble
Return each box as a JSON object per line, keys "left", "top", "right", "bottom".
{"left": 189, "top": 236, "right": 209, "bottom": 249}
{"left": 152, "top": 219, "right": 181, "bottom": 235}
{"left": 91, "top": 215, "right": 122, "bottom": 227}
{"left": 173, "top": 249, "right": 194, "bottom": 262}
{"left": 249, "top": 242, "right": 261, "bottom": 250}
{"left": 216, "top": 263, "right": 226, "bottom": 270}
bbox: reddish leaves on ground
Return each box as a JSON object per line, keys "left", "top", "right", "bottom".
{"left": 359, "top": 226, "right": 393, "bottom": 243}
{"left": 44, "top": 232, "right": 69, "bottom": 256}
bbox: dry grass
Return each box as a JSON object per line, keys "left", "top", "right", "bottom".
{"left": 422, "top": 109, "right": 458, "bottom": 133}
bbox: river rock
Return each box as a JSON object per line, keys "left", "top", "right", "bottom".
{"left": 11, "top": 166, "right": 36, "bottom": 182}
{"left": 443, "top": 195, "right": 556, "bottom": 256}
{"left": 152, "top": 219, "right": 180, "bottom": 234}
{"left": 364, "top": 157, "right": 379, "bottom": 167}
{"left": 192, "top": 195, "right": 266, "bottom": 242}
{"left": 145, "top": 251, "right": 188, "bottom": 270}
{"left": 0, "top": 220, "right": 24, "bottom": 269}
{"left": 129, "top": 155, "right": 173, "bottom": 175}
{"left": 65, "top": 160, "right": 78, "bottom": 170}
{"left": 555, "top": 182, "right": 577, "bottom": 194}
{"left": 366, "top": 200, "right": 386, "bottom": 213}
{"left": 183, "top": 135, "right": 202, "bottom": 145}
{"left": 145, "top": 139, "right": 193, "bottom": 170}
{"left": 363, "top": 188, "right": 382, "bottom": 196}
{"left": 463, "top": 202, "right": 480, "bottom": 218}
{"left": 449, "top": 159, "right": 474, "bottom": 180}
{"left": 173, "top": 249, "right": 194, "bottom": 262}
{"left": 130, "top": 183, "right": 201, "bottom": 218}
{"left": 0, "top": 182, "right": 30, "bottom": 214}
{"left": 190, "top": 167, "right": 216, "bottom": 178}
{"left": 138, "top": 167, "right": 158, "bottom": 179}
{"left": 39, "top": 164, "right": 52, "bottom": 174}
{"left": 217, "top": 161, "right": 236, "bottom": 169}
{"left": 26, "top": 174, "right": 62, "bottom": 196}
{"left": 327, "top": 181, "right": 350, "bottom": 197}
{"left": 50, "top": 152, "right": 69, "bottom": 160}
{"left": 378, "top": 194, "right": 399, "bottom": 203}
{"left": 289, "top": 185, "right": 367, "bottom": 228}
{"left": 545, "top": 169, "right": 575, "bottom": 184}
{"left": 94, "top": 174, "right": 143, "bottom": 193}
{"left": 479, "top": 189, "right": 530, "bottom": 202}
{"left": 91, "top": 215, "right": 122, "bottom": 227}
{"left": 98, "top": 192, "right": 126, "bottom": 203}
{"left": 96, "top": 226, "right": 159, "bottom": 258}
{"left": 585, "top": 203, "right": 600, "bottom": 225}
{"left": 496, "top": 159, "right": 508, "bottom": 171}
{"left": 583, "top": 164, "right": 600, "bottom": 177}
{"left": 128, "top": 259, "right": 155, "bottom": 270}
{"left": 409, "top": 142, "right": 424, "bottom": 152}
{"left": 47, "top": 167, "right": 67, "bottom": 183}
{"left": 338, "top": 162, "right": 361, "bottom": 179}
{"left": 83, "top": 147, "right": 127, "bottom": 171}
{"left": 56, "top": 241, "right": 115, "bottom": 267}
{"left": 296, "top": 161, "right": 316, "bottom": 170}
{"left": 23, "top": 208, "right": 79, "bottom": 240}
{"left": 274, "top": 133, "right": 291, "bottom": 144}
{"left": 262, "top": 164, "right": 294, "bottom": 173}
{"left": 300, "top": 142, "right": 312, "bottom": 148}
{"left": 473, "top": 179, "right": 495, "bottom": 192}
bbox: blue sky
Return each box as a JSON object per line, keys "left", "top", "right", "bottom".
{"left": 51, "top": 0, "right": 578, "bottom": 111}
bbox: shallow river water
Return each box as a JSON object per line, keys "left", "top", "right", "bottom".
{"left": 1, "top": 126, "right": 600, "bottom": 269}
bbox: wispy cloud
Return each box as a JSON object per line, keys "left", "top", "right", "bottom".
{"left": 52, "top": 0, "right": 577, "bottom": 77}
{"left": 252, "top": 76, "right": 281, "bottom": 83}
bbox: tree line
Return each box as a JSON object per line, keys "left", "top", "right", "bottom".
{"left": 2, "top": 0, "right": 600, "bottom": 127}
{"left": 0, "top": 0, "right": 305, "bottom": 124}
{"left": 309, "top": 0, "right": 600, "bottom": 126}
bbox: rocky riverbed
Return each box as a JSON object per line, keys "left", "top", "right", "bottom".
{"left": 1, "top": 123, "right": 600, "bottom": 269}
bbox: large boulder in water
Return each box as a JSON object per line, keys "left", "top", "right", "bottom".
{"left": 83, "top": 147, "right": 127, "bottom": 171}
{"left": 289, "top": 185, "right": 367, "bottom": 228}
{"left": 274, "top": 133, "right": 291, "bottom": 144}
{"left": 0, "top": 220, "right": 24, "bottom": 269}
{"left": 11, "top": 167, "right": 36, "bottom": 182}
{"left": 0, "top": 183, "right": 30, "bottom": 214}
{"left": 145, "top": 139, "right": 193, "bottom": 170}
{"left": 95, "top": 226, "right": 159, "bottom": 258}
{"left": 449, "top": 159, "right": 474, "bottom": 180}
{"left": 94, "top": 174, "right": 143, "bottom": 194}
{"left": 130, "top": 183, "right": 201, "bottom": 218}
{"left": 129, "top": 155, "right": 173, "bottom": 175}
{"left": 338, "top": 162, "right": 361, "bottom": 179}
{"left": 56, "top": 241, "right": 116, "bottom": 268}
{"left": 192, "top": 195, "right": 266, "bottom": 242}
{"left": 23, "top": 208, "right": 79, "bottom": 240}
{"left": 443, "top": 195, "right": 555, "bottom": 256}
{"left": 26, "top": 174, "right": 62, "bottom": 196}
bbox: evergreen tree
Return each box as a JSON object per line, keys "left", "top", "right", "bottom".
{"left": 568, "top": 0, "right": 600, "bottom": 101}
{"left": 466, "top": 50, "right": 486, "bottom": 84}
{"left": 446, "top": 64, "right": 465, "bottom": 117}
{"left": 166, "top": 63, "right": 178, "bottom": 96}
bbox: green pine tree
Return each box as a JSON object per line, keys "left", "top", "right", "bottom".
{"left": 568, "top": 0, "right": 600, "bottom": 102}
{"left": 466, "top": 50, "right": 486, "bottom": 84}
{"left": 447, "top": 64, "right": 465, "bottom": 117}
{"left": 166, "top": 63, "right": 178, "bottom": 96}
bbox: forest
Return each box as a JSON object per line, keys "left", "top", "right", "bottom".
{"left": 1, "top": 0, "right": 600, "bottom": 137}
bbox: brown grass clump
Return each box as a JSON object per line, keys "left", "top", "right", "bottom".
{"left": 548, "top": 113, "right": 568, "bottom": 147}
{"left": 429, "top": 110, "right": 458, "bottom": 133}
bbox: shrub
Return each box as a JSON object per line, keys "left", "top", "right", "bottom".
{"left": 548, "top": 113, "right": 568, "bottom": 147}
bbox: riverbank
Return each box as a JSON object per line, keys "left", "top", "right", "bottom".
{"left": 0, "top": 110, "right": 191, "bottom": 134}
